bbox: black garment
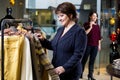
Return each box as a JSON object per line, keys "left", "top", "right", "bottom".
{"left": 0, "top": 7, "right": 14, "bottom": 30}
{"left": 40, "top": 24, "right": 87, "bottom": 80}
{"left": 109, "top": 42, "right": 120, "bottom": 63}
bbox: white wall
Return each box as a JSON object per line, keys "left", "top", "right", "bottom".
{"left": 26, "top": 0, "right": 82, "bottom": 9}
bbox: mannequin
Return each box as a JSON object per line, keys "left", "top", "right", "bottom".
{"left": 4, "top": 7, "right": 14, "bottom": 19}
{"left": 0, "top": 7, "right": 15, "bottom": 30}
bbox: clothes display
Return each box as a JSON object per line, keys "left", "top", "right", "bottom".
{"left": 21, "top": 37, "right": 33, "bottom": 80}
{"left": 0, "top": 19, "right": 60, "bottom": 80}
{"left": 28, "top": 34, "right": 60, "bottom": 80}
{"left": 0, "top": 35, "right": 24, "bottom": 80}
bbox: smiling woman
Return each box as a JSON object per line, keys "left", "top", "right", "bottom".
{"left": 38, "top": 2, "right": 87, "bottom": 80}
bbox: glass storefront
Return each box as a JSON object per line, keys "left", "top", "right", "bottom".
{"left": 26, "top": 9, "right": 53, "bottom": 25}
{"left": 100, "top": 0, "right": 117, "bottom": 67}
{"left": 26, "top": 9, "right": 56, "bottom": 38}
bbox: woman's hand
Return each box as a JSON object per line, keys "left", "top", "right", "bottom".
{"left": 89, "top": 21, "right": 94, "bottom": 29}
{"left": 55, "top": 66, "right": 65, "bottom": 75}
{"left": 86, "top": 22, "right": 94, "bottom": 34}
{"left": 34, "top": 32, "right": 45, "bottom": 40}
{"left": 98, "top": 40, "right": 102, "bottom": 51}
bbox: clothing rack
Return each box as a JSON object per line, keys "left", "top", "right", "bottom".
{"left": 1, "top": 19, "right": 33, "bottom": 80}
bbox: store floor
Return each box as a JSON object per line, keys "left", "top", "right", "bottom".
{"left": 79, "top": 67, "right": 120, "bottom": 80}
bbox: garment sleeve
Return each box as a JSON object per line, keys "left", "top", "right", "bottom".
{"left": 40, "top": 39, "right": 53, "bottom": 50}
{"left": 63, "top": 28, "right": 87, "bottom": 71}
{"left": 33, "top": 37, "right": 60, "bottom": 80}
{"left": 40, "top": 27, "right": 62, "bottom": 50}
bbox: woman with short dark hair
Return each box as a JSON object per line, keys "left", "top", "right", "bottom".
{"left": 38, "top": 2, "right": 87, "bottom": 80}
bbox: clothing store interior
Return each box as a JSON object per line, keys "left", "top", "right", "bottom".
{"left": 0, "top": 0, "right": 120, "bottom": 80}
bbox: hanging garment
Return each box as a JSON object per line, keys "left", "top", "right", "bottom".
{"left": 28, "top": 34, "right": 60, "bottom": 80}
{"left": 21, "top": 37, "right": 33, "bottom": 80}
{"left": 0, "top": 35, "right": 24, "bottom": 80}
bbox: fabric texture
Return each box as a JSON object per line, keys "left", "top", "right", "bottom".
{"left": 0, "top": 35, "right": 24, "bottom": 80}
{"left": 28, "top": 34, "right": 60, "bottom": 80}
{"left": 21, "top": 37, "right": 33, "bottom": 80}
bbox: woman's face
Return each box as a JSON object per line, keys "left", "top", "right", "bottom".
{"left": 57, "top": 12, "right": 71, "bottom": 27}
{"left": 90, "top": 13, "right": 98, "bottom": 22}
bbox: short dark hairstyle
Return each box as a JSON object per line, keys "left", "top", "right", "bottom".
{"left": 55, "top": 2, "right": 78, "bottom": 23}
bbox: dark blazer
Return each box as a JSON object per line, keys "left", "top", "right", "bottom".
{"left": 41, "top": 24, "right": 87, "bottom": 80}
